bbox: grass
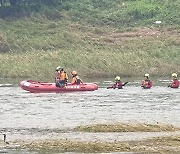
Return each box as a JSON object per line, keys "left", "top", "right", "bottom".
{"left": 20, "top": 139, "right": 131, "bottom": 153}
{"left": 19, "top": 136, "right": 180, "bottom": 153}
{"left": 0, "top": 28, "right": 179, "bottom": 79}
{"left": 74, "top": 123, "right": 180, "bottom": 132}
{"left": 2, "top": 122, "right": 179, "bottom": 153}
{"left": 17, "top": 122, "right": 180, "bottom": 153}
{"left": 0, "top": 0, "right": 180, "bottom": 79}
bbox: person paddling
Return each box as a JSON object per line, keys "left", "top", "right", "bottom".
{"left": 141, "top": 73, "right": 152, "bottom": 89}
{"left": 107, "top": 76, "right": 128, "bottom": 89}
{"left": 71, "top": 71, "right": 83, "bottom": 85}
{"left": 168, "top": 73, "right": 179, "bottom": 88}
{"left": 55, "top": 66, "right": 68, "bottom": 87}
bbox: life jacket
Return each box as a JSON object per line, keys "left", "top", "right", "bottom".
{"left": 57, "top": 71, "right": 68, "bottom": 81}
{"left": 141, "top": 79, "right": 152, "bottom": 89}
{"left": 170, "top": 79, "right": 179, "bottom": 88}
{"left": 71, "top": 76, "right": 82, "bottom": 85}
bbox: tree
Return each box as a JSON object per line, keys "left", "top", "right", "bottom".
{"left": 9, "top": 0, "right": 17, "bottom": 6}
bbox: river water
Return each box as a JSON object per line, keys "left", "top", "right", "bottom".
{"left": 0, "top": 77, "right": 180, "bottom": 153}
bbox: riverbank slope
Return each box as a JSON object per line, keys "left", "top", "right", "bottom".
{"left": 0, "top": 0, "right": 180, "bottom": 79}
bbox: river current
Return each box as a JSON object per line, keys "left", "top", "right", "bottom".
{"left": 0, "top": 78, "right": 179, "bottom": 153}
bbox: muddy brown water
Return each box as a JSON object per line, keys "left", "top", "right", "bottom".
{"left": 0, "top": 77, "right": 180, "bottom": 153}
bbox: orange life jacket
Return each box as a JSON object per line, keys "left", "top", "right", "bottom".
{"left": 71, "top": 76, "right": 82, "bottom": 85}
{"left": 71, "top": 77, "right": 77, "bottom": 84}
{"left": 57, "top": 71, "right": 68, "bottom": 81}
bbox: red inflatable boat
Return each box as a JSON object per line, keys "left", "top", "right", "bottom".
{"left": 20, "top": 80, "right": 98, "bottom": 93}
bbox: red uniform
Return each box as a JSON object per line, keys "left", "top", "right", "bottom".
{"left": 141, "top": 79, "right": 153, "bottom": 89}
{"left": 109, "top": 81, "right": 127, "bottom": 89}
{"left": 169, "top": 79, "right": 179, "bottom": 88}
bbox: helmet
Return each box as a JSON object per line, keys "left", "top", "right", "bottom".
{"left": 72, "top": 71, "right": 77, "bottom": 76}
{"left": 144, "top": 73, "right": 149, "bottom": 78}
{"left": 56, "top": 66, "right": 63, "bottom": 71}
{"left": 115, "top": 76, "right": 120, "bottom": 81}
{"left": 172, "top": 73, "right": 177, "bottom": 78}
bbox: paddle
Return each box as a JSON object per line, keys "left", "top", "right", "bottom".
{"left": 107, "top": 82, "right": 128, "bottom": 89}
{"left": 107, "top": 86, "right": 114, "bottom": 89}
{"left": 124, "top": 82, "right": 129, "bottom": 86}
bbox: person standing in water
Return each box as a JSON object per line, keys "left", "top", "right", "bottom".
{"left": 141, "top": 73, "right": 153, "bottom": 89}
{"left": 168, "top": 73, "right": 179, "bottom": 88}
{"left": 107, "top": 76, "right": 128, "bottom": 89}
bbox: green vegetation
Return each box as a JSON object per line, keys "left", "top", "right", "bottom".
{"left": 0, "top": 0, "right": 180, "bottom": 79}
{"left": 19, "top": 136, "right": 180, "bottom": 153}
{"left": 3, "top": 123, "right": 180, "bottom": 153}
{"left": 74, "top": 123, "right": 180, "bottom": 132}
{"left": 0, "top": 123, "right": 179, "bottom": 153}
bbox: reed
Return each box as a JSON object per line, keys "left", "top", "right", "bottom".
{"left": 74, "top": 123, "right": 180, "bottom": 132}
{"left": 19, "top": 135, "right": 180, "bottom": 153}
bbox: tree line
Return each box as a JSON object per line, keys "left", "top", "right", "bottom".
{"left": 0, "top": 0, "right": 71, "bottom": 17}
{"left": 0, "top": 0, "right": 65, "bottom": 7}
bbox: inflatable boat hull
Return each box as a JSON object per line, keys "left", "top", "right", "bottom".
{"left": 20, "top": 80, "right": 98, "bottom": 93}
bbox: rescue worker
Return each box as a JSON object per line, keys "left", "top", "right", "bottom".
{"left": 107, "top": 76, "right": 128, "bottom": 89}
{"left": 168, "top": 73, "right": 179, "bottom": 88}
{"left": 71, "top": 71, "right": 83, "bottom": 85}
{"left": 55, "top": 66, "right": 68, "bottom": 87}
{"left": 141, "top": 73, "right": 153, "bottom": 89}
